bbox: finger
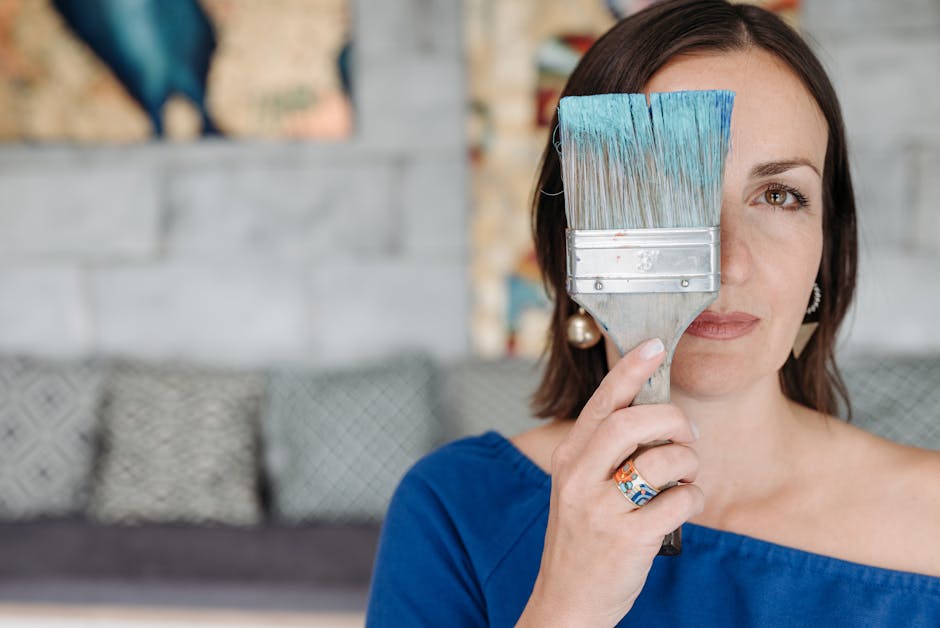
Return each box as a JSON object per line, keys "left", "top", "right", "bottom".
{"left": 628, "top": 483, "right": 705, "bottom": 547}
{"left": 625, "top": 444, "right": 699, "bottom": 491}
{"left": 567, "top": 338, "right": 665, "bottom": 451}
{"left": 583, "top": 404, "right": 698, "bottom": 483}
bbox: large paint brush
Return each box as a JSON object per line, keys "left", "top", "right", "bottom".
{"left": 558, "top": 90, "right": 733, "bottom": 555}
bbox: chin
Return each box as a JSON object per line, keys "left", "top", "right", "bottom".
{"left": 670, "top": 353, "right": 752, "bottom": 398}
{"left": 669, "top": 334, "right": 780, "bottom": 399}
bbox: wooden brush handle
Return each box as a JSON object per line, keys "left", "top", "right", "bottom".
{"left": 574, "top": 291, "right": 718, "bottom": 557}
{"left": 632, "top": 361, "right": 682, "bottom": 556}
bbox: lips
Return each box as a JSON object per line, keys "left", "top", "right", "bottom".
{"left": 686, "top": 310, "right": 760, "bottom": 340}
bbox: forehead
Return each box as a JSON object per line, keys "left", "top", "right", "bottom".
{"left": 644, "top": 49, "right": 828, "bottom": 173}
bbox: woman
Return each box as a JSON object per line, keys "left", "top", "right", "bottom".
{"left": 366, "top": 1, "right": 940, "bottom": 625}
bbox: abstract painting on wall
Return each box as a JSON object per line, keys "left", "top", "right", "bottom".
{"left": 466, "top": 0, "right": 800, "bottom": 358}
{"left": 0, "top": 0, "right": 352, "bottom": 142}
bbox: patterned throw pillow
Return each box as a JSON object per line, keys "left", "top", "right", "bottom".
{"left": 262, "top": 354, "right": 442, "bottom": 524}
{"left": 440, "top": 358, "right": 545, "bottom": 443}
{"left": 0, "top": 356, "right": 106, "bottom": 520}
{"left": 842, "top": 354, "right": 940, "bottom": 450}
{"left": 89, "top": 360, "right": 265, "bottom": 526}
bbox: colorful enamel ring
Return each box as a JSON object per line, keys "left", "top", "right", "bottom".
{"left": 614, "top": 458, "right": 660, "bottom": 507}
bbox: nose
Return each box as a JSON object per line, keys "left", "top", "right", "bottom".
{"left": 719, "top": 211, "right": 751, "bottom": 286}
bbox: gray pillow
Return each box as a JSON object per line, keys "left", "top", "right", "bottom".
{"left": 0, "top": 355, "right": 106, "bottom": 520}
{"left": 842, "top": 354, "right": 940, "bottom": 450}
{"left": 262, "top": 353, "right": 441, "bottom": 524}
{"left": 89, "top": 360, "right": 264, "bottom": 526}
{"left": 440, "top": 357, "right": 545, "bottom": 443}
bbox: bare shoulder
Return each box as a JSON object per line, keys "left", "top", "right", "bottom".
{"left": 879, "top": 442, "right": 940, "bottom": 577}
{"left": 879, "top": 436, "right": 940, "bottom": 533}
{"left": 826, "top": 418, "right": 940, "bottom": 577}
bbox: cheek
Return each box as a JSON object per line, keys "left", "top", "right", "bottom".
{"left": 762, "top": 224, "right": 823, "bottom": 324}
{"left": 747, "top": 207, "right": 822, "bottom": 255}
{"left": 670, "top": 215, "right": 823, "bottom": 394}
{"left": 759, "top": 228, "right": 824, "bottom": 355}
{"left": 747, "top": 209, "right": 823, "bottom": 307}
{"left": 763, "top": 263, "right": 815, "bottom": 370}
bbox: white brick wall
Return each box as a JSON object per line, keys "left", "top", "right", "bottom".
{"left": 913, "top": 144, "right": 940, "bottom": 253}
{"left": 0, "top": 167, "right": 161, "bottom": 262}
{"left": 0, "top": 0, "right": 936, "bottom": 366}
{"left": 0, "top": 0, "right": 468, "bottom": 369}
{"left": 804, "top": 0, "right": 940, "bottom": 356}
{"left": 0, "top": 265, "right": 91, "bottom": 356}
{"left": 166, "top": 161, "right": 399, "bottom": 263}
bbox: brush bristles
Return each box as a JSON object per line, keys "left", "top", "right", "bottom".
{"left": 558, "top": 90, "right": 733, "bottom": 230}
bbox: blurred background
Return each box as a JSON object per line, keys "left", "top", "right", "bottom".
{"left": 0, "top": 0, "right": 938, "bottom": 625}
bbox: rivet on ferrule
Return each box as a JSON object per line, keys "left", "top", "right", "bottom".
{"left": 594, "top": 280, "right": 604, "bottom": 291}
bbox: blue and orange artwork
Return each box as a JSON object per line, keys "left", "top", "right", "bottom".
{"left": 535, "top": 34, "right": 595, "bottom": 128}
{"left": 51, "top": 0, "right": 219, "bottom": 137}
{"left": 0, "top": 0, "right": 353, "bottom": 142}
{"left": 505, "top": 251, "right": 550, "bottom": 355}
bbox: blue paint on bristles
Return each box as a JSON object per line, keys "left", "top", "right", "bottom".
{"left": 557, "top": 90, "right": 734, "bottom": 231}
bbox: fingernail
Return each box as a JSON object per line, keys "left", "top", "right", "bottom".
{"left": 690, "top": 418, "right": 701, "bottom": 439}
{"left": 639, "top": 338, "right": 665, "bottom": 360}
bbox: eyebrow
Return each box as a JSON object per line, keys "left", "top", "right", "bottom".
{"left": 749, "top": 158, "right": 821, "bottom": 178}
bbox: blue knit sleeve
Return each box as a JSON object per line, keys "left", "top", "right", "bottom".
{"left": 365, "top": 464, "right": 488, "bottom": 627}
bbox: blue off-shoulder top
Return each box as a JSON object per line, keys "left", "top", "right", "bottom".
{"left": 366, "top": 430, "right": 940, "bottom": 627}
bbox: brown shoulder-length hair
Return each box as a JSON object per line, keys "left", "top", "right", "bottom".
{"left": 531, "top": 0, "right": 857, "bottom": 422}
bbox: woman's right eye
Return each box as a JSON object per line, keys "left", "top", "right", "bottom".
{"left": 753, "top": 183, "right": 810, "bottom": 211}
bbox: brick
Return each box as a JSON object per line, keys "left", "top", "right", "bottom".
{"left": 0, "top": 167, "right": 161, "bottom": 262}
{"left": 354, "top": 0, "right": 464, "bottom": 153}
{"left": 167, "top": 162, "right": 397, "bottom": 262}
{"left": 401, "top": 156, "right": 469, "bottom": 258}
{"left": 0, "top": 266, "right": 89, "bottom": 356}
{"left": 92, "top": 263, "right": 312, "bottom": 367}
{"left": 822, "top": 40, "right": 940, "bottom": 144}
{"left": 912, "top": 144, "right": 940, "bottom": 253}
{"left": 849, "top": 142, "right": 912, "bottom": 248}
{"left": 307, "top": 259, "right": 469, "bottom": 367}
{"left": 841, "top": 248, "right": 940, "bottom": 353}
{"left": 803, "top": 0, "right": 940, "bottom": 39}
{"left": 92, "top": 258, "right": 470, "bottom": 368}
{"left": 356, "top": 56, "right": 464, "bottom": 152}
{"left": 357, "top": 0, "right": 461, "bottom": 60}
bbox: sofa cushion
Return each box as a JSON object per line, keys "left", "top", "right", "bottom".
{"left": 842, "top": 354, "right": 940, "bottom": 450}
{"left": 0, "top": 356, "right": 106, "bottom": 520}
{"left": 440, "top": 357, "right": 545, "bottom": 443}
{"left": 89, "top": 360, "right": 264, "bottom": 526}
{"left": 262, "top": 353, "right": 441, "bottom": 524}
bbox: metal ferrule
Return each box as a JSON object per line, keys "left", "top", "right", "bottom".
{"left": 566, "top": 227, "right": 720, "bottom": 294}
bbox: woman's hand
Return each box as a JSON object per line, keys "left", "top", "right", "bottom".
{"left": 516, "top": 338, "right": 704, "bottom": 628}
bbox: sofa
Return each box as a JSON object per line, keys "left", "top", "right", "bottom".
{"left": 0, "top": 352, "right": 546, "bottom": 616}
{"left": 0, "top": 350, "right": 937, "bottom": 617}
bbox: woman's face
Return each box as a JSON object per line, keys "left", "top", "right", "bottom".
{"left": 605, "top": 48, "right": 828, "bottom": 399}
